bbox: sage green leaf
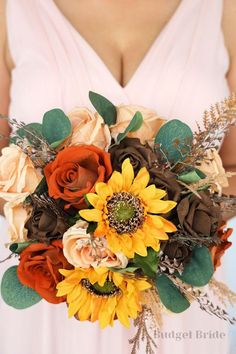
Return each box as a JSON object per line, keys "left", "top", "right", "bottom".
{"left": 9, "top": 241, "right": 37, "bottom": 254}
{"left": 42, "top": 109, "right": 72, "bottom": 147}
{"left": 178, "top": 169, "right": 206, "bottom": 184}
{"left": 156, "top": 274, "right": 190, "bottom": 313}
{"left": 176, "top": 246, "right": 214, "bottom": 286}
{"left": 109, "top": 266, "right": 139, "bottom": 274}
{"left": 133, "top": 248, "right": 158, "bottom": 279}
{"left": 1, "top": 266, "right": 42, "bottom": 309}
{"left": 154, "top": 119, "right": 193, "bottom": 163}
{"left": 10, "top": 123, "right": 43, "bottom": 144}
{"left": 89, "top": 91, "right": 117, "bottom": 126}
{"left": 34, "top": 176, "right": 48, "bottom": 195}
{"left": 116, "top": 111, "right": 143, "bottom": 144}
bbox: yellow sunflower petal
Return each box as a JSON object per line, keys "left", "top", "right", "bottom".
{"left": 147, "top": 200, "right": 176, "bottom": 214}
{"left": 135, "top": 280, "right": 152, "bottom": 291}
{"left": 78, "top": 296, "right": 92, "bottom": 321}
{"left": 147, "top": 214, "right": 164, "bottom": 229}
{"left": 158, "top": 216, "right": 177, "bottom": 232}
{"left": 121, "top": 158, "right": 134, "bottom": 191}
{"left": 86, "top": 193, "right": 104, "bottom": 210}
{"left": 116, "top": 298, "right": 131, "bottom": 328}
{"left": 79, "top": 209, "right": 103, "bottom": 222}
{"left": 129, "top": 167, "right": 150, "bottom": 195}
{"left": 138, "top": 185, "right": 157, "bottom": 203}
{"left": 108, "top": 171, "right": 123, "bottom": 193}
{"left": 90, "top": 297, "right": 103, "bottom": 322}
{"left": 95, "top": 182, "right": 113, "bottom": 200}
{"left": 132, "top": 235, "right": 148, "bottom": 256}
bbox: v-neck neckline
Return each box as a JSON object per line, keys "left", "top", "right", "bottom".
{"left": 49, "top": 0, "right": 185, "bottom": 91}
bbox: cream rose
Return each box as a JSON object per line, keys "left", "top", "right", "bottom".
{"left": 4, "top": 194, "right": 32, "bottom": 242}
{"left": 197, "top": 148, "right": 229, "bottom": 190}
{"left": 67, "top": 108, "right": 111, "bottom": 150}
{"left": 0, "top": 144, "right": 42, "bottom": 202}
{"left": 109, "top": 105, "right": 166, "bottom": 144}
{"left": 63, "top": 221, "right": 128, "bottom": 269}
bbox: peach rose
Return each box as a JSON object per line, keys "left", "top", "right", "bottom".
{"left": 109, "top": 105, "right": 166, "bottom": 144}
{"left": 67, "top": 108, "right": 111, "bottom": 150}
{"left": 196, "top": 148, "right": 229, "bottom": 191}
{"left": 4, "top": 194, "right": 32, "bottom": 242}
{"left": 0, "top": 144, "right": 42, "bottom": 201}
{"left": 63, "top": 221, "right": 128, "bottom": 269}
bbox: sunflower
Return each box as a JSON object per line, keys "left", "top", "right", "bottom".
{"left": 56, "top": 267, "right": 151, "bottom": 328}
{"left": 80, "top": 158, "right": 177, "bottom": 258}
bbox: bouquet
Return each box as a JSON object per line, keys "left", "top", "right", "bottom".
{"left": 1, "top": 91, "right": 236, "bottom": 353}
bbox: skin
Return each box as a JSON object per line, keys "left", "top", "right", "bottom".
{"left": 0, "top": 0, "right": 236, "bottom": 214}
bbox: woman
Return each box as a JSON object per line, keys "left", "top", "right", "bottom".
{"left": 0, "top": 1, "right": 235, "bottom": 353}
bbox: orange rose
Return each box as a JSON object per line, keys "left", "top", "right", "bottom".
{"left": 211, "top": 224, "right": 232, "bottom": 270}
{"left": 44, "top": 145, "right": 112, "bottom": 209}
{"left": 17, "top": 240, "right": 72, "bottom": 304}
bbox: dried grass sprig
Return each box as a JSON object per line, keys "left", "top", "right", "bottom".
{"left": 169, "top": 276, "right": 236, "bottom": 325}
{"left": 209, "top": 278, "right": 236, "bottom": 307}
{"left": 129, "top": 306, "right": 158, "bottom": 354}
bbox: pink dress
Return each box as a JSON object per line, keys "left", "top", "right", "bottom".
{"left": 0, "top": 0, "right": 232, "bottom": 353}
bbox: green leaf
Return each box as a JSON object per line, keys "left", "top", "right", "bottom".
{"left": 154, "top": 119, "right": 193, "bottom": 163}
{"left": 178, "top": 169, "right": 206, "bottom": 184}
{"left": 34, "top": 176, "right": 48, "bottom": 195}
{"left": 116, "top": 111, "right": 143, "bottom": 144}
{"left": 42, "top": 109, "right": 72, "bottom": 147}
{"left": 86, "top": 222, "right": 98, "bottom": 234}
{"left": 89, "top": 91, "right": 117, "bottom": 126}
{"left": 176, "top": 246, "right": 214, "bottom": 287}
{"left": 110, "top": 266, "right": 139, "bottom": 274}
{"left": 9, "top": 241, "right": 37, "bottom": 254}
{"left": 156, "top": 274, "right": 190, "bottom": 313}
{"left": 133, "top": 248, "right": 158, "bottom": 279}
{"left": 10, "top": 123, "right": 43, "bottom": 144}
{"left": 1, "top": 266, "right": 42, "bottom": 309}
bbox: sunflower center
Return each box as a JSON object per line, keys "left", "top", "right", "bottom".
{"left": 107, "top": 192, "right": 145, "bottom": 234}
{"left": 81, "top": 279, "right": 121, "bottom": 297}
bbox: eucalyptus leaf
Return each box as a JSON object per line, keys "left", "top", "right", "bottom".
{"left": 156, "top": 274, "right": 190, "bottom": 313}
{"left": 42, "top": 109, "right": 72, "bottom": 147}
{"left": 154, "top": 119, "right": 193, "bottom": 163}
{"left": 89, "top": 91, "right": 117, "bottom": 126}
{"left": 176, "top": 246, "right": 214, "bottom": 287}
{"left": 10, "top": 123, "right": 43, "bottom": 144}
{"left": 133, "top": 248, "right": 158, "bottom": 279}
{"left": 1, "top": 266, "right": 42, "bottom": 309}
{"left": 9, "top": 241, "right": 37, "bottom": 254}
{"left": 178, "top": 169, "right": 206, "bottom": 184}
{"left": 110, "top": 266, "right": 139, "bottom": 274}
{"left": 116, "top": 111, "right": 143, "bottom": 144}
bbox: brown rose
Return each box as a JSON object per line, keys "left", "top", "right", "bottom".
{"left": 109, "top": 137, "right": 156, "bottom": 175}
{"left": 44, "top": 145, "right": 112, "bottom": 209}
{"left": 109, "top": 105, "right": 165, "bottom": 144}
{"left": 17, "top": 240, "right": 72, "bottom": 304}
{"left": 149, "top": 167, "right": 182, "bottom": 202}
{"left": 25, "top": 198, "right": 69, "bottom": 243}
{"left": 161, "top": 241, "right": 191, "bottom": 268}
{"left": 177, "top": 192, "right": 221, "bottom": 237}
{"left": 210, "top": 224, "right": 232, "bottom": 270}
{"left": 67, "top": 107, "right": 111, "bottom": 150}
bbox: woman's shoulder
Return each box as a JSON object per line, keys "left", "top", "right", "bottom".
{"left": 222, "top": 0, "right": 236, "bottom": 60}
{"left": 222, "top": 0, "right": 236, "bottom": 90}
